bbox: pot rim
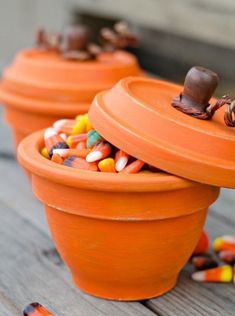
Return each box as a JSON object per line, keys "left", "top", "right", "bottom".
{"left": 17, "top": 130, "right": 201, "bottom": 192}
{"left": 0, "top": 86, "right": 90, "bottom": 114}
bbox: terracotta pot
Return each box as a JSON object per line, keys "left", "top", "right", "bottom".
{"left": 0, "top": 49, "right": 142, "bottom": 148}
{"left": 18, "top": 130, "right": 219, "bottom": 300}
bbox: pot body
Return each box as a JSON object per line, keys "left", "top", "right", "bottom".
{"left": 32, "top": 172, "right": 219, "bottom": 300}
{"left": 18, "top": 131, "right": 220, "bottom": 300}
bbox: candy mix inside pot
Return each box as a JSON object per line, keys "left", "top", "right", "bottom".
{"left": 41, "top": 114, "right": 157, "bottom": 173}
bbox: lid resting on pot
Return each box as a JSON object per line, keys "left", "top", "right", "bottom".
{"left": 89, "top": 76, "right": 235, "bottom": 188}
{"left": 0, "top": 49, "right": 141, "bottom": 104}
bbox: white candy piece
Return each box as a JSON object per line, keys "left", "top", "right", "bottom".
{"left": 52, "top": 149, "right": 68, "bottom": 156}
{"left": 53, "top": 119, "right": 68, "bottom": 131}
{"left": 44, "top": 128, "right": 57, "bottom": 141}
{"left": 115, "top": 157, "right": 128, "bottom": 172}
{"left": 86, "top": 151, "right": 102, "bottom": 162}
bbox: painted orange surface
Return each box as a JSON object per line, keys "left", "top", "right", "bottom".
{"left": 17, "top": 130, "right": 219, "bottom": 300}
{"left": 89, "top": 77, "right": 235, "bottom": 188}
{"left": 0, "top": 49, "right": 142, "bottom": 148}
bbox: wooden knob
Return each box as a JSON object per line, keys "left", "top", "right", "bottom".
{"left": 63, "top": 25, "right": 90, "bottom": 52}
{"left": 182, "top": 66, "right": 219, "bottom": 111}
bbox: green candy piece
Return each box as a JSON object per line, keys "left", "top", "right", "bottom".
{"left": 87, "top": 130, "right": 102, "bottom": 148}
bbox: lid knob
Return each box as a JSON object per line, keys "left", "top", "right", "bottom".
{"left": 182, "top": 66, "right": 219, "bottom": 112}
{"left": 62, "top": 25, "right": 90, "bottom": 52}
{"left": 171, "top": 66, "right": 234, "bottom": 124}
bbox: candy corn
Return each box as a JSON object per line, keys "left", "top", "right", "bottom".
{"left": 191, "top": 265, "right": 233, "bottom": 283}
{"left": 121, "top": 159, "right": 145, "bottom": 174}
{"left": 219, "top": 250, "right": 235, "bottom": 265}
{"left": 98, "top": 158, "right": 116, "bottom": 172}
{"left": 23, "top": 302, "right": 53, "bottom": 316}
{"left": 52, "top": 148, "right": 90, "bottom": 158}
{"left": 51, "top": 153, "right": 64, "bottom": 164}
{"left": 76, "top": 141, "right": 86, "bottom": 149}
{"left": 213, "top": 235, "right": 235, "bottom": 252}
{"left": 54, "top": 118, "right": 87, "bottom": 135}
{"left": 44, "top": 128, "right": 68, "bottom": 156}
{"left": 115, "top": 150, "right": 129, "bottom": 172}
{"left": 64, "top": 156, "right": 98, "bottom": 171}
{"left": 66, "top": 134, "right": 87, "bottom": 148}
{"left": 41, "top": 113, "right": 160, "bottom": 173}
{"left": 86, "top": 142, "right": 112, "bottom": 162}
{"left": 59, "top": 133, "right": 67, "bottom": 141}
{"left": 193, "top": 231, "right": 209, "bottom": 255}
{"left": 192, "top": 255, "right": 218, "bottom": 270}
{"left": 53, "top": 119, "right": 76, "bottom": 134}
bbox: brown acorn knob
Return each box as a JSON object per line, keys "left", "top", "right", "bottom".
{"left": 62, "top": 25, "right": 90, "bottom": 52}
{"left": 182, "top": 66, "right": 219, "bottom": 111}
{"left": 172, "top": 66, "right": 220, "bottom": 118}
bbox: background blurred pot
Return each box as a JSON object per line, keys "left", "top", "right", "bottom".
{"left": 0, "top": 49, "right": 142, "bottom": 148}
{"left": 18, "top": 130, "right": 219, "bottom": 300}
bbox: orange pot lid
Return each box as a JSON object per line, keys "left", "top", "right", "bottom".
{"left": 0, "top": 49, "right": 142, "bottom": 104}
{"left": 89, "top": 76, "right": 235, "bottom": 188}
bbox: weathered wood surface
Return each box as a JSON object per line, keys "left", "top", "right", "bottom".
{"left": 0, "top": 107, "right": 235, "bottom": 315}
{"left": 1, "top": 0, "right": 235, "bottom": 70}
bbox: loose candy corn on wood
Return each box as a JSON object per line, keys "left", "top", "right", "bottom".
{"left": 190, "top": 233, "right": 235, "bottom": 284}
{"left": 213, "top": 235, "right": 235, "bottom": 252}
{"left": 41, "top": 114, "right": 156, "bottom": 173}
{"left": 191, "top": 265, "right": 233, "bottom": 283}
{"left": 23, "top": 302, "right": 53, "bottom": 316}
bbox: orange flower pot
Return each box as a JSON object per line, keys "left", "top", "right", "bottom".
{"left": 0, "top": 49, "right": 142, "bottom": 148}
{"left": 18, "top": 130, "right": 219, "bottom": 300}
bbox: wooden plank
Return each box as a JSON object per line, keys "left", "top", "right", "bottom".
{"left": 0, "top": 293, "right": 21, "bottom": 316}
{"left": 146, "top": 209, "right": 235, "bottom": 316}
{"left": 0, "top": 197, "right": 157, "bottom": 316}
{"left": 0, "top": 158, "right": 48, "bottom": 235}
{"left": 212, "top": 188, "right": 235, "bottom": 219}
{"left": 75, "top": 0, "right": 235, "bottom": 49}
{"left": 0, "top": 107, "right": 14, "bottom": 155}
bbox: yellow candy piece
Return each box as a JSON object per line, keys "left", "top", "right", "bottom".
{"left": 75, "top": 114, "right": 83, "bottom": 121}
{"left": 66, "top": 136, "right": 72, "bottom": 147}
{"left": 72, "top": 119, "right": 87, "bottom": 135}
{"left": 41, "top": 147, "right": 49, "bottom": 159}
{"left": 75, "top": 113, "right": 93, "bottom": 132}
{"left": 98, "top": 158, "right": 116, "bottom": 173}
{"left": 221, "top": 265, "right": 233, "bottom": 282}
{"left": 213, "top": 237, "right": 224, "bottom": 252}
{"left": 84, "top": 113, "right": 93, "bottom": 131}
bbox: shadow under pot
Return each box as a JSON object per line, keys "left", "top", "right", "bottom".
{"left": 0, "top": 48, "right": 142, "bottom": 149}
{"left": 17, "top": 130, "right": 219, "bottom": 300}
